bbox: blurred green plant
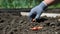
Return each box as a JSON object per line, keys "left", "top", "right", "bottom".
{"left": 0, "top": 0, "right": 60, "bottom": 8}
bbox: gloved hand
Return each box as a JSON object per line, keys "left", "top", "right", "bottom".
{"left": 28, "top": 1, "right": 47, "bottom": 21}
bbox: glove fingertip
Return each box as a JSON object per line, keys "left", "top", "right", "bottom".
{"left": 35, "top": 15, "right": 39, "bottom": 20}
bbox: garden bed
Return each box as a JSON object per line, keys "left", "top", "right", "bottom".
{"left": 0, "top": 13, "right": 60, "bottom": 34}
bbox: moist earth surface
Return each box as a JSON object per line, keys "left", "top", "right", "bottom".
{"left": 0, "top": 13, "right": 60, "bottom": 34}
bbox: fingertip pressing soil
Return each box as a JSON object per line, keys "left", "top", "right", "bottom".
{"left": 0, "top": 13, "right": 60, "bottom": 34}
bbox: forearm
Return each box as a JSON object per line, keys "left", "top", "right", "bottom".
{"left": 44, "top": 0, "right": 55, "bottom": 5}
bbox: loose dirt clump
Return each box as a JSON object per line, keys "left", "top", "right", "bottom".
{"left": 0, "top": 13, "right": 60, "bottom": 34}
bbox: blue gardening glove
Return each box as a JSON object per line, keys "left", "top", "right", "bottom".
{"left": 28, "top": 1, "right": 47, "bottom": 20}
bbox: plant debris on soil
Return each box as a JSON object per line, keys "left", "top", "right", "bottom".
{"left": 0, "top": 13, "right": 60, "bottom": 34}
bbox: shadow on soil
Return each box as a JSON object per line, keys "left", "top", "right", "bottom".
{"left": 36, "top": 17, "right": 48, "bottom": 23}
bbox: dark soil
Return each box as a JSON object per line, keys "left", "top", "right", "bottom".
{"left": 0, "top": 8, "right": 60, "bottom": 13}
{"left": 0, "top": 13, "right": 60, "bottom": 34}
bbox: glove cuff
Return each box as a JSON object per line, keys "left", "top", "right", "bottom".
{"left": 43, "top": 1, "right": 47, "bottom": 6}
{"left": 38, "top": 1, "right": 48, "bottom": 10}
